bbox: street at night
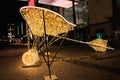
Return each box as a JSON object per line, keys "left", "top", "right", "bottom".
{"left": 0, "top": 0, "right": 120, "bottom": 80}
{"left": 0, "top": 44, "right": 120, "bottom": 80}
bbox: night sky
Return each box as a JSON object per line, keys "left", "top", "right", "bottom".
{"left": 1, "top": 0, "right": 17, "bottom": 23}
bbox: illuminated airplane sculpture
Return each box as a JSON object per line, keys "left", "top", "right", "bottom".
{"left": 20, "top": 6, "right": 114, "bottom": 80}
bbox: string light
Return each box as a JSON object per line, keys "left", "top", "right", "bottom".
{"left": 20, "top": 6, "right": 75, "bottom": 66}
{"left": 89, "top": 38, "right": 108, "bottom": 52}
{"left": 22, "top": 48, "right": 39, "bottom": 66}
{"left": 20, "top": 6, "right": 75, "bottom": 37}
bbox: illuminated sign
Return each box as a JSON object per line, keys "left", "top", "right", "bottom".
{"left": 18, "top": 0, "right": 78, "bottom": 8}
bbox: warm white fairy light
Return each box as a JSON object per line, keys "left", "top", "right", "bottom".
{"left": 20, "top": 6, "right": 75, "bottom": 37}
{"left": 20, "top": 6, "right": 76, "bottom": 66}
{"left": 45, "top": 51, "right": 51, "bottom": 56}
{"left": 22, "top": 48, "right": 39, "bottom": 66}
{"left": 89, "top": 38, "right": 108, "bottom": 52}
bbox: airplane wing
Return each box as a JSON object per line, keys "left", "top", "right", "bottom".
{"left": 20, "top": 6, "right": 76, "bottom": 37}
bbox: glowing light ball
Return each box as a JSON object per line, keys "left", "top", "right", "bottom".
{"left": 22, "top": 48, "right": 40, "bottom": 66}
{"left": 45, "top": 52, "right": 51, "bottom": 56}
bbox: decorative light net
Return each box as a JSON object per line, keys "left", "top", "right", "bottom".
{"left": 89, "top": 38, "right": 108, "bottom": 52}
{"left": 22, "top": 48, "right": 40, "bottom": 66}
{"left": 20, "top": 6, "right": 75, "bottom": 36}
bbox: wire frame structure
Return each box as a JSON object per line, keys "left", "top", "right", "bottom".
{"left": 89, "top": 38, "right": 108, "bottom": 52}
{"left": 20, "top": 6, "right": 76, "bottom": 79}
{"left": 20, "top": 6, "right": 114, "bottom": 79}
{"left": 20, "top": 6, "right": 75, "bottom": 37}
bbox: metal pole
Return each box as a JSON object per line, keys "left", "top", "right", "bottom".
{"left": 72, "top": 0, "right": 77, "bottom": 45}
{"left": 72, "top": 0, "right": 76, "bottom": 24}
{"left": 42, "top": 10, "right": 51, "bottom": 79}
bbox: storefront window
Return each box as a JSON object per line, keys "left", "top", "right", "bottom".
{"left": 64, "top": 0, "right": 88, "bottom": 28}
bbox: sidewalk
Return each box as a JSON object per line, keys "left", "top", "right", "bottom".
{"left": 0, "top": 45, "right": 120, "bottom": 80}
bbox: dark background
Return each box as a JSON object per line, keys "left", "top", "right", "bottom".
{"left": 0, "top": 0, "right": 27, "bottom": 38}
